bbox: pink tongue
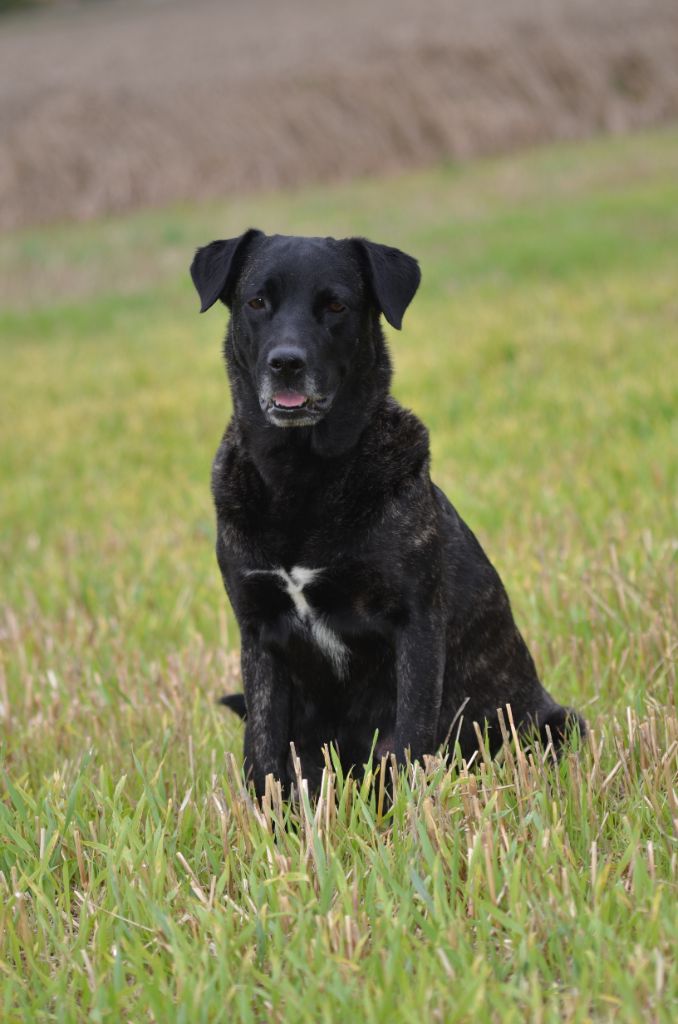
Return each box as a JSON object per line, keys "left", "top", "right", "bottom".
{"left": 273, "top": 391, "right": 307, "bottom": 408}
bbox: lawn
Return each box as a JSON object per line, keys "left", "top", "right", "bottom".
{"left": 1, "top": 128, "right": 677, "bottom": 1022}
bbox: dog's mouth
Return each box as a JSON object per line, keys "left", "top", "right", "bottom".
{"left": 271, "top": 391, "right": 310, "bottom": 410}
{"left": 264, "top": 389, "right": 334, "bottom": 426}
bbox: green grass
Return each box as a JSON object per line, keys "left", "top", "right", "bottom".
{"left": 1, "top": 127, "right": 677, "bottom": 1022}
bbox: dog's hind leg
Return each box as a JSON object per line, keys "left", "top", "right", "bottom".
{"left": 532, "top": 704, "right": 587, "bottom": 754}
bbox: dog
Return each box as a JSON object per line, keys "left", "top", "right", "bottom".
{"left": 190, "top": 229, "right": 585, "bottom": 797}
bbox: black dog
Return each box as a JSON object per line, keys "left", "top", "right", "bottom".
{"left": 190, "top": 229, "right": 584, "bottom": 797}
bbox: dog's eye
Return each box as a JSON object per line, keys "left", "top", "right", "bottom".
{"left": 327, "top": 301, "right": 346, "bottom": 313}
{"left": 247, "top": 296, "right": 266, "bottom": 310}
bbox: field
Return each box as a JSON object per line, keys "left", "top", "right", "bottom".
{"left": 2, "top": 0, "right": 678, "bottom": 230}
{"left": 1, "top": 128, "right": 677, "bottom": 1021}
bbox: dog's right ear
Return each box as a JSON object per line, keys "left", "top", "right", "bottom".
{"left": 190, "top": 228, "right": 262, "bottom": 313}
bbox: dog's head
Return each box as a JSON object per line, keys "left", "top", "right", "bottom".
{"left": 190, "top": 230, "right": 420, "bottom": 429}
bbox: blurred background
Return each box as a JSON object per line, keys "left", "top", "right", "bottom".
{"left": 2, "top": 0, "right": 678, "bottom": 233}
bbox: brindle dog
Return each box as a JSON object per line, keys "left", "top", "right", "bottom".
{"left": 190, "top": 229, "right": 584, "bottom": 796}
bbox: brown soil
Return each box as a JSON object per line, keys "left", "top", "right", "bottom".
{"left": 2, "top": 0, "right": 678, "bottom": 230}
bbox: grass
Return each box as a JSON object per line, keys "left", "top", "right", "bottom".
{"left": 1, "top": 127, "right": 677, "bottom": 1021}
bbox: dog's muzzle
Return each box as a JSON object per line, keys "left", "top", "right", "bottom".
{"left": 261, "top": 386, "right": 335, "bottom": 427}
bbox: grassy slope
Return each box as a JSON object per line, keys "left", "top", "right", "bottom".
{"left": 1, "top": 129, "right": 677, "bottom": 1021}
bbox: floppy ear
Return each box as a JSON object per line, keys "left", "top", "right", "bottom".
{"left": 353, "top": 239, "right": 421, "bottom": 329}
{"left": 190, "top": 228, "right": 262, "bottom": 313}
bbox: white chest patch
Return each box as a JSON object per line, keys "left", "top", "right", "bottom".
{"left": 245, "top": 565, "right": 349, "bottom": 677}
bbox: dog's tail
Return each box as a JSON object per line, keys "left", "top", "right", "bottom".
{"left": 218, "top": 693, "right": 247, "bottom": 720}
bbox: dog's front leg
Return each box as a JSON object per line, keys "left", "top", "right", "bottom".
{"left": 393, "top": 614, "right": 445, "bottom": 767}
{"left": 241, "top": 642, "right": 292, "bottom": 798}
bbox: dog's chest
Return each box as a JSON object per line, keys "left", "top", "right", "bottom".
{"left": 241, "top": 563, "right": 384, "bottom": 678}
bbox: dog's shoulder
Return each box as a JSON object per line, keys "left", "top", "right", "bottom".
{"left": 317, "top": 397, "right": 434, "bottom": 544}
{"left": 360, "top": 397, "right": 429, "bottom": 479}
{"left": 211, "top": 423, "right": 263, "bottom": 523}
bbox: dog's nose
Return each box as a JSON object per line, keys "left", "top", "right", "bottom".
{"left": 267, "top": 347, "right": 306, "bottom": 375}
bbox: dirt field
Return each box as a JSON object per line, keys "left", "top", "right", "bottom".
{"left": 2, "top": 0, "right": 678, "bottom": 229}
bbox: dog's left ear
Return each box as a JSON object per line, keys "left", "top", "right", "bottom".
{"left": 190, "top": 228, "right": 262, "bottom": 313}
{"left": 352, "top": 239, "right": 421, "bottom": 329}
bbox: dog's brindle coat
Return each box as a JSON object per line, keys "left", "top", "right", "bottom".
{"left": 191, "top": 229, "right": 584, "bottom": 797}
